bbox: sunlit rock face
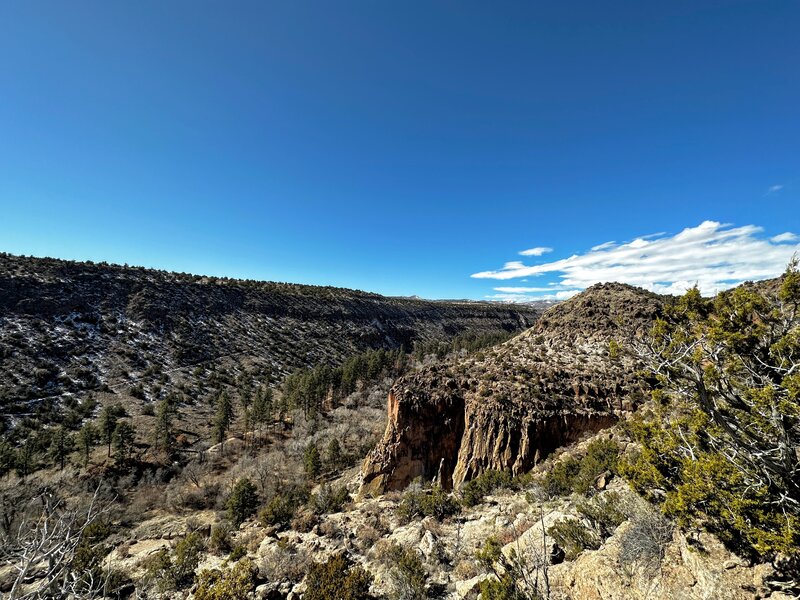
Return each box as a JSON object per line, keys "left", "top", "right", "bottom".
{"left": 361, "top": 283, "right": 664, "bottom": 494}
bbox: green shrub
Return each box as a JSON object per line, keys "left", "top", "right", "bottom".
{"left": 547, "top": 518, "right": 599, "bottom": 560}
{"left": 304, "top": 443, "right": 322, "bottom": 479}
{"left": 305, "top": 554, "right": 373, "bottom": 600}
{"left": 209, "top": 523, "right": 233, "bottom": 554}
{"left": 194, "top": 559, "right": 257, "bottom": 600}
{"left": 576, "top": 491, "right": 627, "bottom": 539}
{"left": 226, "top": 477, "right": 259, "bottom": 526}
{"left": 259, "top": 485, "right": 309, "bottom": 528}
{"left": 479, "top": 574, "right": 520, "bottom": 600}
{"left": 381, "top": 544, "right": 426, "bottom": 600}
{"left": 172, "top": 532, "right": 205, "bottom": 587}
{"left": 541, "top": 439, "right": 620, "bottom": 497}
{"left": 460, "top": 470, "right": 512, "bottom": 507}
{"left": 398, "top": 484, "right": 460, "bottom": 522}
{"left": 228, "top": 545, "right": 247, "bottom": 561}
{"left": 541, "top": 456, "right": 581, "bottom": 497}
{"left": 312, "top": 484, "right": 350, "bottom": 515}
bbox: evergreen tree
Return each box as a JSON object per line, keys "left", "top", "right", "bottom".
{"left": 0, "top": 441, "right": 15, "bottom": 477}
{"left": 226, "top": 478, "right": 259, "bottom": 526}
{"left": 113, "top": 421, "right": 137, "bottom": 464}
{"left": 76, "top": 422, "right": 98, "bottom": 467}
{"left": 325, "top": 438, "right": 344, "bottom": 471}
{"left": 98, "top": 404, "right": 124, "bottom": 457}
{"left": 214, "top": 391, "right": 234, "bottom": 448}
{"left": 16, "top": 437, "right": 37, "bottom": 479}
{"left": 49, "top": 425, "right": 74, "bottom": 470}
{"left": 153, "top": 398, "right": 176, "bottom": 457}
{"left": 252, "top": 387, "right": 272, "bottom": 428}
{"left": 303, "top": 442, "right": 321, "bottom": 480}
{"left": 629, "top": 260, "right": 800, "bottom": 560}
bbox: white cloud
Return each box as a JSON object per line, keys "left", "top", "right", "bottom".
{"left": 493, "top": 286, "right": 567, "bottom": 293}
{"left": 486, "top": 290, "right": 579, "bottom": 303}
{"left": 519, "top": 246, "right": 553, "bottom": 256}
{"left": 766, "top": 184, "right": 784, "bottom": 195}
{"left": 472, "top": 221, "right": 800, "bottom": 297}
{"left": 591, "top": 241, "right": 616, "bottom": 251}
{"left": 772, "top": 232, "right": 798, "bottom": 243}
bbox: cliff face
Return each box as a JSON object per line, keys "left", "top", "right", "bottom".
{"left": 361, "top": 283, "right": 665, "bottom": 493}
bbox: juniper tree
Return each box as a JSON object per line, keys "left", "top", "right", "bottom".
{"left": 628, "top": 259, "right": 800, "bottom": 560}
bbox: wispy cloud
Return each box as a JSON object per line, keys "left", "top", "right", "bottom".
{"left": 518, "top": 246, "right": 553, "bottom": 256}
{"left": 771, "top": 232, "right": 799, "bottom": 243}
{"left": 487, "top": 290, "right": 579, "bottom": 303}
{"left": 473, "top": 221, "right": 800, "bottom": 297}
{"left": 493, "top": 286, "right": 568, "bottom": 293}
{"left": 766, "top": 184, "right": 784, "bottom": 195}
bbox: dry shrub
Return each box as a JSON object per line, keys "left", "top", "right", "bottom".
{"left": 453, "top": 558, "right": 479, "bottom": 580}
{"left": 259, "top": 541, "right": 311, "bottom": 582}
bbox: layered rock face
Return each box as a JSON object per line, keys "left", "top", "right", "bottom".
{"left": 361, "top": 283, "right": 665, "bottom": 494}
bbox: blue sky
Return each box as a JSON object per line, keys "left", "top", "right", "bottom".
{"left": 1, "top": 1, "right": 798, "bottom": 300}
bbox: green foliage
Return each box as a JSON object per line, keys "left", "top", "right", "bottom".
{"left": 172, "top": 532, "right": 205, "bottom": 587}
{"left": 382, "top": 543, "right": 427, "bottom": 600}
{"left": 479, "top": 574, "right": 525, "bottom": 600}
{"left": 76, "top": 421, "right": 98, "bottom": 466}
{"left": 283, "top": 347, "right": 408, "bottom": 418}
{"left": 152, "top": 397, "right": 176, "bottom": 457}
{"left": 541, "top": 439, "right": 620, "bottom": 497}
{"left": 72, "top": 520, "right": 113, "bottom": 592}
{"left": 303, "top": 442, "right": 322, "bottom": 479}
{"left": 460, "top": 470, "right": 512, "bottom": 507}
{"left": 398, "top": 484, "right": 460, "bottom": 522}
{"left": 209, "top": 523, "right": 232, "bottom": 554}
{"left": 214, "top": 391, "right": 234, "bottom": 446}
{"left": 413, "top": 330, "right": 513, "bottom": 360}
{"left": 305, "top": 554, "right": 373, "bottom": 600}
{"left": 576, "top": 491, "right": 626, "bottom": 539}
{"left": 97, "top": 404, "right": 125, "bottom": 457}
{"left": 226, "top": 478, "right": 259, "bottom": 526}
{"left": 142, "top": 531, "right": 205, "bottom": 591}
{"left": 475, "top": 538, "right": 531, "bottom": 600}
{"left": 547, "top": 518, "right": 600, "bottom": 560}
{"left": 627, "top": 264, "right": 800, "bottom": 562}
{"left": 311, "top": 483, "right": 350, "bottom": 515}
{"left": 194, "top": 558, "right": 257, "bottom": 600}
{"left": 112, "top": 420, "right": 136, "bottom": 463}
{"left": 49, "top": 425, "right": 74, "bottom": 470}
{"left": 325, "top": 437, "right": 345, "bottom": 470}
{"left": 251, "top": 386, "right": 273, "bottom": 428}
{"left": 259, "top": 485, "right": 309, "bottom": 529}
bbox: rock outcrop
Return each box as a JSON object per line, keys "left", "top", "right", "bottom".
{"left": 361, "top": 283, "right": 665, "bottom": 494}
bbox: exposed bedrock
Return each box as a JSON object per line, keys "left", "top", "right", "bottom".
{"left": 361, "top": 283, "right": 664, "bottom": 495}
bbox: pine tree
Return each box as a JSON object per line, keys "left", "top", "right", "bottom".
{"left": 214, "top": 391, "right": 234, "bottom": 449}
{"left": 303, "top": 442, "right": 321, "bottom": 480}
{"left": 326, "top": 438, "right": 344, "bottom": 471}
{"left": 113, "top": 421, "right": 137, "bottom": 463}
{"left": 153, "top": 398, "right": 176, "bottom": 457}
{"left": 98, "top": 404, "right": 124, "bottom": 457}
{"left": 49, "top": 426, "right": 73, "bottom": 470}
{"left": 76, "top": 422, "right": 98, "bottom": 467}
